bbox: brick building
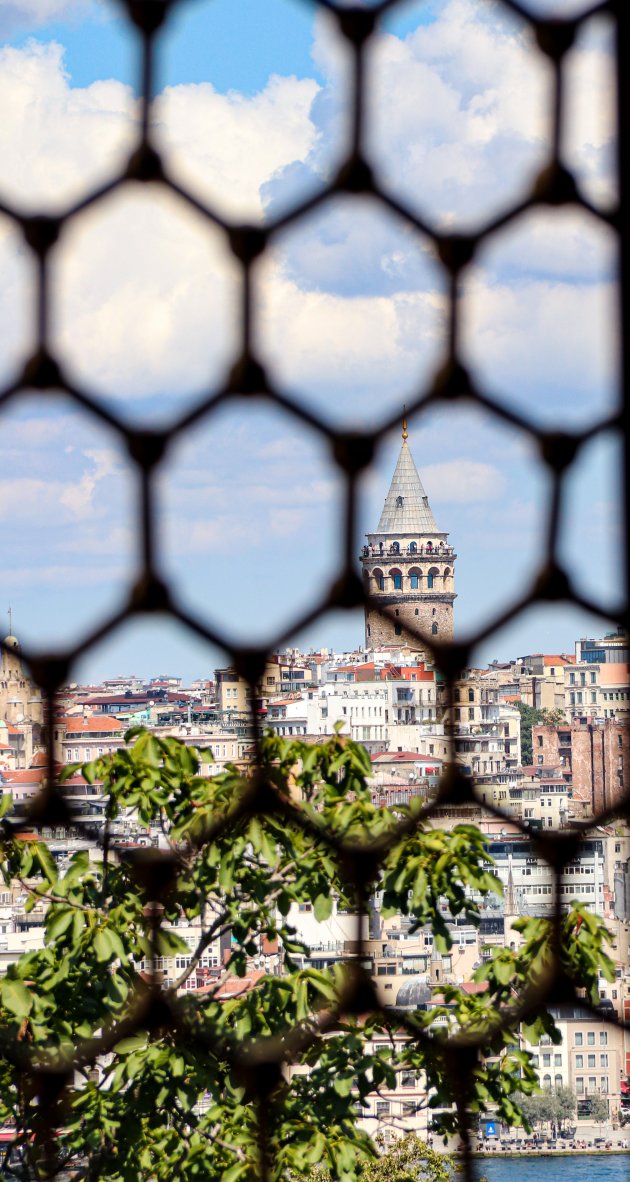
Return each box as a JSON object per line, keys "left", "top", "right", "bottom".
{"left": 533, "top": 719, "right": 629, "bottom": 814}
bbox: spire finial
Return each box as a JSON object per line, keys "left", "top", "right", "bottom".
{"left": 402, "top": 407, "right": 408, "bottom": 442}
{"left": 7, "top": 606, "right": 12, "bottom": 635}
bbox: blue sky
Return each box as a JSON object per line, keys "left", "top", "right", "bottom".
{"left": 0, "top": 0, "right": 623, "bottom": 683}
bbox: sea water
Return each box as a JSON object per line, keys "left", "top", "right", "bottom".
{"left": 470, "top": 1153, "right": 630, "bottom": 1182}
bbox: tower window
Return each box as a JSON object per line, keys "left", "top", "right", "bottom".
{"left": 390, "top": 569, "right": 402, "bottom": 590}
{"left": 414, "top": 609, "right": 419, "bottom": 616}
{"left": 432, "top": 623, "right": 438, "bottom": 635}
{"left": 395, "top": 624, "right": 402, "bottom": 636}
{"left": 391, "top": 541, "right": 400, "bottom": 554}
{"left": 410, "top": 575, "right": 419, "bottom": 589}
{"left": 409, "top": 541, "right": 417, "bottom": 553}
{"left": 395, "top": 496, "right": 404, "bottom": 508}
{"left": 427, "top": 573, "right": 434, "bottom": 589}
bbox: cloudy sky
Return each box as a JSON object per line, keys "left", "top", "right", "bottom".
{"left": 0, "top": 0, "right": 623, "bottom": 683}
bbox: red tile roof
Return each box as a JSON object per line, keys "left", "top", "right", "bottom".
{"left": 63, "top": 716, "right": 124, "bottom": 734}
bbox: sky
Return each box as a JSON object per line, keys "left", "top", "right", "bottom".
{"left": 0, "top": 0, "right": 624, "bottom": 684}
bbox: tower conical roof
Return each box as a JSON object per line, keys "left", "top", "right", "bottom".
{"left": 376, "top": 440, "right": 439, "bottom": 534}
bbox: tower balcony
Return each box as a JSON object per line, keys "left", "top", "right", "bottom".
{"left": 361, "top": 544, "right": 456, "bottom": 560}
{"left": 368, "top": 590, "right": 457, "bottom": 602}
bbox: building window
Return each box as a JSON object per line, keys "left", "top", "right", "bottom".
{"left": 599, "top": 1032, "right": 607, "bottom": 1046}
{"left": 410, "top": 574, "right": 419, "bottom": 588}
{"left": 427, "top": 573, "right": 434, "bottom": 589}
{"left": 587, "top": 1032, "right": 595, "bottom": 1046}
{"left": 432, "top": 623, "right": 438, "bottom": 635}
{"left": 575, "top": 1033, "right": 583, "bottom": 1046}
{"left": 587, "top": 1054, "right": 596, "bottom": 1068}
{"left": 575, "top": 1055, "right": 583, "bottom": 1068}
{"left": 600, "top": 1054, "right": 608, "bottom": 1067}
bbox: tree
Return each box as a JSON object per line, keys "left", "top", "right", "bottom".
{"left": 587, "top": 1093, "right": 609, "bottom": 1127}
{"left": 514, "top": 703, "right": 566, "bottom": 766}
{"left": 553, "top": 1085, "right": 576, "bottom": 1130}
{"left": 0, "top": 730, "right": 615, "bottom": 1179}
{"left": 516, "top": 1087, "right": 575, "bottom": 1136}
{"left": 308, "top": 1134, "right": 454, "bottom": 1182}
{"left": 516, "top": 1092, "right": 556, "bottom": 1131}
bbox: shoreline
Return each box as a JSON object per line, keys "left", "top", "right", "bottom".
{"left": 471, "top": 1149, "right": 630, "bottom": 1158}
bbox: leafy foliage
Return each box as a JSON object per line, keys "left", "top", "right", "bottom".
{"left": 514, "top": 704, "right": 566, "bottom": 766}
{"left": 0, "top": 730, "right": 615, "bottom": 1179}
{"left": 516, "top": 1087, "right": 576, "bottom": 1131}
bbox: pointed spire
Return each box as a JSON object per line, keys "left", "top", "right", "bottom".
{"left": 375, "top": 427, "right": 439, "bottom": 534}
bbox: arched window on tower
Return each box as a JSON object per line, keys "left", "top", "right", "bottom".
{"left": 373, "top": 568, "right": 384, "bottom": 591}
{"left": 427, "top": 566, "right": 439, "bottom": 589}
{"left": 389, "top": 568, "right": 402, "bottom": 590}
{"left": 391, "top": 541, "right": 400, "bottom": 554}
{"left": 432, "top": 623, "right": 438, "bottom": 636}
{"left": 409, "top": 567, "right": 421, "bottom": 590}
{"left": 409, "top": 541, "right": 417, "bottom": 554}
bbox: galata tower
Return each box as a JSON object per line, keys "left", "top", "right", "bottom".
{"left": 360, "top": 420, "right": 456, "bottom": 648}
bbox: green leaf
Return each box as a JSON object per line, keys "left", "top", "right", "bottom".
{"left": 1, "top": 978, "right": 32, "bottom": 1018}
{"left": 94, "top": 929, "right": 115, "bottom": 962}
{"left": 0, "top": 793, "right": 13, "bottom": 819}
{"left": 313, "top": 893, "right": 333, "bottom": 922}
{"left": 46, "top": 907, "right": 75, "bottom": 940}
{"left": 113, "top": 1035, "right": 148, "bottom": 1055}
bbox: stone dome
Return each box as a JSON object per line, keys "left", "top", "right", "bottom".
{"left": 395, "top": 977, "right": 432, "bottom": 1008}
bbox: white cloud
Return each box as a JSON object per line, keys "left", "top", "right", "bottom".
{"left": 257, "top": 263, "right": 444, "bottom": 406}
{"left": 462, "top": 272, "right": 618, "bottom": 420}
{"left": 153, "top": 74, "right": 320, "bottom": 220}
{"left": 58, "top": 447, "right": 121, "bottom": 517}
{"left": 1, "top": 562, "right": 126, "bottom": 586}
{"left": 0, "top": 1, "right": 90, "bottom": 35}
{"left": 0, "top": 41, "right": 136, "bottom": 212}
{"left": 422, "top": 459, "right": 505, "bottom": 503}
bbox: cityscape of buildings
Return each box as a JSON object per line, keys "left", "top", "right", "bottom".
{"left": 1, "top": 426, "right": 629, "bottom": 1143}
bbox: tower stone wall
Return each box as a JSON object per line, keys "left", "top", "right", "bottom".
{"left": 360, "top": 426, "right": 456, "bottom": 650}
